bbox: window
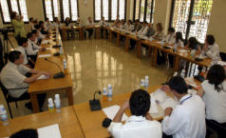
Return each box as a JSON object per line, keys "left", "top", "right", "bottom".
{"left": 0, "top": 0, "right": 29, "bottom": 23}
{"left": 94, "top": 0, "right": 126, "bottom": 21}
{"left": 43, "top": 0, "right": 79, "bottom": 21}
{"left": 133, "top": 0, "right": 155, "bottom": 23}
{"left": 169, "top": 0, "right": 213, "bottom": 43}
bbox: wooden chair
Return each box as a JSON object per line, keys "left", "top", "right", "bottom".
{"left": 0, "top": 81, "right": 29, "bottom": 118}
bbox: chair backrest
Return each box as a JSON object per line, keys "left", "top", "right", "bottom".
{"left": 0, "top": 81, "right": 9, "bottom": 100}
{"left": 220, "top": 52, "right": 226, "bottom": 61}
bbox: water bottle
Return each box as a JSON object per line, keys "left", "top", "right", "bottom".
{"left": 0, "top": 104, "right": 9, "bottom": 126}
{"left": 140, "top": 79, "right": 145, "bottom": 90}
{"left": 63, "top": 59, "right": 67, "bottom": 70}
{"left": 107, "top": 84, "right": 113, "bottom": 101}
{"left": 48, "top": 98, "right": 55, "bottom": 112}
{"left": 102, "top": 87, "right": 108, "bottom": 102}
{"left": 144, "top": 76, "right": 149, "bottom": 89}
{"left": 59, "top": 46, "right": 63, "bottom": 55}
{"left": 54, "top": 94, "right": 61, "bottom": 112}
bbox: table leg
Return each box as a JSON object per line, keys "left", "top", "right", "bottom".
{"left": 136, "top": 41, "right": 142, "bottom": 58}
{"left": 30, "top": 93, "right": 39, "bottom": 113}
{"left": 152, "top": 47, "right": 158, "bottom": 66}
{"left": 173, "top": 56, "right": 180, "bottom": 72}
{"left": 125, "top": 36, "right": 130, "bottom": 51}
{"left": 109, "top": 30, "right": 112, "bottom": 41}
{"left": 116, "top": 33, "right": 120, "bottom": 46}
{"left": 79, "top": 28, "right": 84, "bottom": 40}
{"left": 67, "top": 87, "right": 74, "bottom": 105}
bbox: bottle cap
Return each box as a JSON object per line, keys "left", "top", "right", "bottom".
{"left": 48, "top": 98, "right": 53, "bottom": 104}
{"left": 145, "top": 76, "right": 149, "bottom": 80}
{"left": 55, "top": 94, "right": 60, "bottom": 99}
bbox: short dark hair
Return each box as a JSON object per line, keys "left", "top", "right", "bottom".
{"left": 8, "top": 51, "right": 21, "bottom": 63}
{"left": 129, "top": 89, "right": 150, "bottom": 116}
{"left": 168, "top": 27, "right": 175, "bottom": 33}
{"left": 176, "top": 32, "right": 183, "bottom": 43}
{"left": 207, "top": 64, "right": 225, "bottom": 92}
{"left": 206, "top": 35, "right": 215, "bottom": 45}
{"left": 10, "top": 129, "right": 38, "bottom": 138}
{"left": 34, "top": 24, "right": 40, "bottom": 29}
{"left": 18, "top": 37, "right": 28, "bottom": 46}
{"left": 188, "top": 37, "right": 198, "bottom": 50}
{"left": 29, "top": 17, "right": 33, "bottom": 22}
{"left": 168, "top": 76, "right": 188, "bottom": 94}
{"left": 31, "top": 30, "right": 37, "bottom": 34}
{"left": 11, "top": 12, "right": 17, "bottom": 19}
{"left": 27, "top": 32, "right": 33, "bottom": 39}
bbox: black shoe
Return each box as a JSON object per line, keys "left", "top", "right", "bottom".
{"left": 25, "top": 102, "right": 33, "bottom": 110}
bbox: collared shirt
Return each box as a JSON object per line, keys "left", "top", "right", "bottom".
{"left": 15, "top": 46, "right": 28, "bottom": 65}
{"left": 205, "top": 43, "right": 221, "bottom": 60}
{"left": 202, "top": 80, "right": 226, "bottom": 123}
{"left": 108, "top": 115, "right": 162, "bottom": 138}
{"left": 162, "top": 94, "right": 206, "bottom": 138}
{"left": 0, "top": 62, "right": 31, "bottom": 98}
{"left": 166, "top": 33, "right": 176, "bottom": 44}
{"left": 26, "top": 39, "right": 39, "bottom": 56}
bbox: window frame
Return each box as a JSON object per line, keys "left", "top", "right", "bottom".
{"left": 0, "top": 0, "right": 29, "bottom": 24}
{"left": 93, "top": 0, "right": 127, "bottom": 22}
{"left": 133, "top": 0, "right": 155, "bottom": 23}
{"left": 42, "top": 0, "right": 80, "bottom": 22}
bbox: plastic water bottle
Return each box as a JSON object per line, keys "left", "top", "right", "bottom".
{"left": 140, "top": 79, "right": 145, "bottom": 89}
{"left": 144, "top": 76, "right": 149, "bottom": 89}
{"left": 63, "top": 59, "right": 67, "bottom": 70}
{"left": 107, "top": 84, "right": 113, "bottom": 101}
{"left": 48, "top": 98, "right": 55, "bottom": 112}
{"left": 54, "top": 94, "right": 61, "bottom": 112}
{"left": 0, "top": 104, "right": 9, "bottom": 126}
{"left": 102, "top": 87, "right": 108, "bottom": 102}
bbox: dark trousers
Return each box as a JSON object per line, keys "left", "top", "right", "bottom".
{"left": 86, "top": 29, "right": 93, "bottom": 39}
{"left": 163, "top": 133, "right": 173, "bottom": 138}
{"left": 20, "top": 92, "right": 46, "bottom": 109}
{"left": 206, "top": 119, "right": 226, "bottom": 138}
{"left": 168, "top": 55, "right": 174, "bottom": 68}
{"left": 130, "top": 39, "right": 136, "bottom": 50}
{"left": 157, "top": 51, "right": 166, "bottom": 65}
{"left": 66, "top": 29, "right": 75, "bottom": 39}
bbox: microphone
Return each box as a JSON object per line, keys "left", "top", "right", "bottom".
{"left": 89, "top": 90, "right": 102, "bottom": 111}
{"left": 44, "top": 58, "right": 65, "bottom": 79}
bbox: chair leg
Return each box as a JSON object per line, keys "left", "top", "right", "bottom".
{"left": 15, "top": 102, "right": 18, "bottom": 108}
{"left": 7, "top": 102, "right": 13, "bottom": 118}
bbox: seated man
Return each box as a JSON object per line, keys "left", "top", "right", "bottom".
{"left": 162, "top": 76, "right": 206, "bottom": 138}
{"left": 0, "top": 51, "right": 50, "bottom": 110}
{"left": 10, "top": 129, "right": 38, "bottom": 138}
{"left": 15, "top": 37, "right": 34, "bottom": 68}
{"left": 108, "top": 89, "right": 162, "bottom": 138}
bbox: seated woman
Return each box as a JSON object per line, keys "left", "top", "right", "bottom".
{"left": 202, "top": 35, "right": 221, "bottom": 60}
{"left": 198, "top": 64, "right": 226, "bottom": 137}
{"left": 174, "top": 32, "right": 184, "bottom": 48}
{"left": 185, "top": 37, "right": 201, "bottom": 56}
{"left": 64, "top": 17, "right": 75, "bottom": 40}
{"left": 153, "top": 23, "right": 164, "bottom": 40}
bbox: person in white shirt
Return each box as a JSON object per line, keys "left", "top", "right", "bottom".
{"left": 198, "top": 64, "right": 226, "bottom": 137}
{"left": 64, "top": 17, "right": 75, "bottom": 40}
{"left": 0, "top": 51, "right": 49, "bottom": 110}
{"left": 165, "top": 27, "right": 175, "bottom": 44}
{"left": 174, "top": 32, "right": 184, "bottom": 48}
{"left": 28, "top": 17, "right": 35, "bottom": 32}
{"left": 44, "top": 18, "right": 52, "bottom": 31}
{"left": 162, "top": 76, "right": 206, "bottom": 138}
{"left": 137, "top": 21, "right": 149, "bottom": 36}
{"left": 153, "top": 23, "right": 164, "bottom": 40}
{"left": 202, "top": 35, "right": 221, "bottom": 60}
{"left": 98, "top": 17, "right": 107, "bottom": 38}
{"left": 52, "top": 17, "right": 61, "bottom": 30}
{"left": 108, "top": 89, "right": 162, "bottom": 138}
{"left": 35, "top": 24, "right": 46, "bottom": 42}
{"left": 85, "top": 17, "right": 94, "bottom": 39}
{"left": 15, "top": 37, "right": 32, "bottom": 67}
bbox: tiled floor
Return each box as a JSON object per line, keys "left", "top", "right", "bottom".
{"left": 0, "top": 38, "right": 172, "bottom": 118}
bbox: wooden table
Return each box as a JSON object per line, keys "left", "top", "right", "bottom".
{"left": 28, "top": 35, "right": 73, "bottom": 113}
{"left": 73, "top": 86, "right": 161, "bottom": 138}
{"left": 0, "top": 106, "right": 84, "bottom": 138}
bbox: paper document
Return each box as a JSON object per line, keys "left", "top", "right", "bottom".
{"left": 149, "top": 96, "right": 159, "bottom": 114}
{"left": 103, "top": 105, "right": 128, "bottom": 121}
{"left": 151, "top": 89, "right": 168, "bottom": 104}
{"left": 37, "top": 75, "right": 49, "bottom": 80}
{"left": 41, "top": 40, "right": 50, "bottom": 44}
{"left": 38, "top": 124, "right": 61, "bottom": 138}
{"left": 38, "top": 54, "right": 52, "bottom": 58}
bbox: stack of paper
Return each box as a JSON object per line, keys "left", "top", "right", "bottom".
{"left": 38, "top": 54, "right": 52, "bottom": 58}
{"left": 37, "top": 75, "right": 49, "bottom": 80}
{"left": 103, "top": 105, "right": 128, "bottom": 121}
{"left": 38, "top": 124, "right": 61, "bottom": 138}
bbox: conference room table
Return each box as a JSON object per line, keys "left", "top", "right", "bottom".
{"left": 0, "top": 106, "right": 84, "bottom": 138}
{"left": 28, "top": 33, "right": 73, "bottom": 113}
{"left": 105, "top": 27, "right": 212, "bottom": 71}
